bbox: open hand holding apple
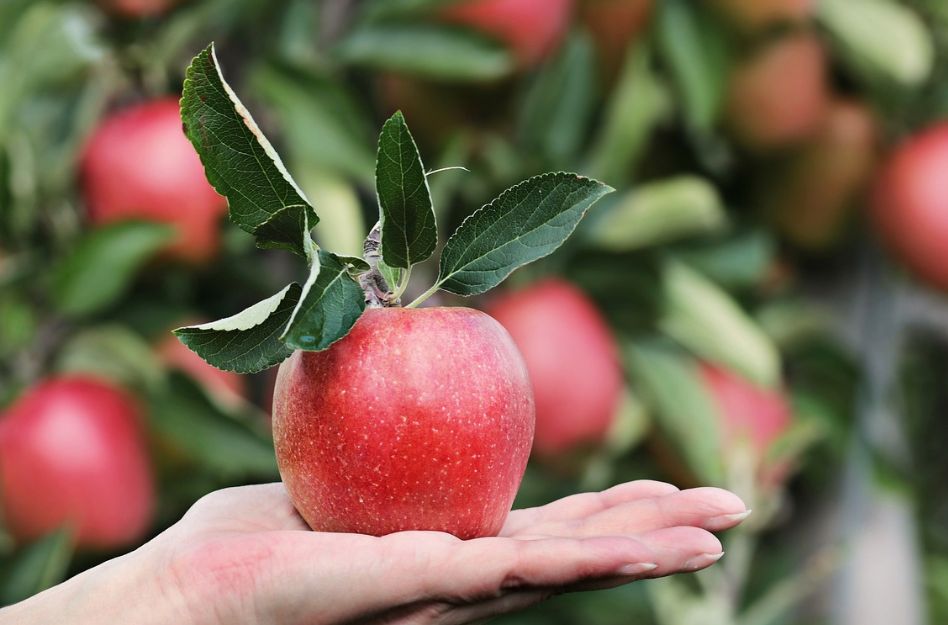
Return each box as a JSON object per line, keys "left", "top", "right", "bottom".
{"left": 1, "top": 481, "right": 748, "bottom": 625}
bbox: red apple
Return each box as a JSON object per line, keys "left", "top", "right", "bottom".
{"left": 486, "top": 279, "right": 623, "bottom": 459}
{"left": 0, "top": 376, "right": 154, "bottom": 549}
{"left": 157, "top": 331, "right": 247, "bottom": 407}
{"left": 872, "top": 123, "right": 948, "bottom": 291}
{"left": 80, "top": 98, "right": 227, "bottom": 264}
{"left": 439, "top": 0, "right": 574, "bottom": 68}
{"left": 579, "top": 0, "right": 654, "bottom": 87}
{"left": 708, "top": 0, "right": 812, "bottom": 32}
{"left": 724, "top": 32, "right": 829, "bottom": 151}
{"left": 272, "top": 307, "right": 534, "bottom": 539}
{"left": 96, "top": 0, "right": 180, "bottom": 18}
{"left": 699, "top": 363, "right": 793, "bottom": 483}
{"left": 767, "top": 99, "right": 878, "bottom": 250}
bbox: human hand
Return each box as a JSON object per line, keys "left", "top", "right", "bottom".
{"left": 2, "top": 481, "right": 748, "bottom": 625}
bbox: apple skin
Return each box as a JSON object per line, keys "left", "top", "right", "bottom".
{"left": 439, "top": 0, "right": 574, "bottom": 68}
{"left": 709, "top": 0, "right": 812, "bottom": 32}
{"left": 272, "top": 307, "right": 535, "bottom": 539}
{"left": 579, "top": 0, "right": 654, "bottom": 87}
{"left": 0, "top": 377, "right": 154, "bottom": 549}
{"left": 767, "top": 99, "right": 878, "bottom": 250}
{"left": 485, "top": 279, "right": 623, "bottom": 459}
{"left": 96, "top": 0, "right": 179, "bottom": 18}
{"left": 725, "top": 32, "right": 829, "bottom": 151}
{"left": 157, "top": 332, "right": 247, "bottom": 406}
{"left": 80, "top": 98, "right": 226, "bottom": 264}
{"left": 872, "top": 123, "right": 948, "bottom": 291}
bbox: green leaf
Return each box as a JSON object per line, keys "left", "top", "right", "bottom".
{"left": 149, "top": 373, "right": 277, "bottom": 478}
{"left": 626, "top": 341, "right": 725, "bottom": 486}
{"left": 335, "top": 23, "right": 514, "bottom": 82}
{"left": 174, "top": 283, "right": 302, "bottom": 374}
{"left": 376, "top": 111, "right": 437, "bottom": 269}
{"left": 818, "top": 0, "right": 933, "bottom": 88}
{"left": 660, "top": 260, "right": 780, "bottom": 387}
{"left": 656, "top": 0, "right": 731, "bottom": 130}
{"left": 517, "top": 32, "right": 597, "bottom": 163}
{"left": 585, "top": 43, "right": 671, "bottom": 184}
{"left": 435, "top": 173, "right": 613, "bottom": 296}
{"left": 282, "top": 251, "right": 366, "bottom": 350}
{"left": 52, "top": 221, "right": 174, "bottom": 317}
{"left": 55, "top": 325, "right": 164, "bottom": 390}
{"left": 586, "top": 176, "right": 728, "bottom": 252}
{"left": 0, "top": 528, "right": 74, "bottom": 606}
{"left": 181, "top": 44, "right": 317, "bottom": 257}
{"left": 250, "top": 61, "right": 375, "bottom": 184}
{"left": 676, "top": 230, "right": 775, "bottom": 289}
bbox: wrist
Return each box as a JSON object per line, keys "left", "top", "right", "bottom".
{"left": 0, "top": 541, "right": 191, "bottom": 625}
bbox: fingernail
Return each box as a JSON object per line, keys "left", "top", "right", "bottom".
{"left": 616, "top": 562, "right": 659, "bottom": 576}
{"left": 683, "top": 552, "right": 724, "bottom": 570}
{"left": 706, "top": 509, "right": 752, "bottom": 529}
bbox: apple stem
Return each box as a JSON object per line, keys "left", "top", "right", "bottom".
{"left": 405, "top": 282, "right": 441, "bottom": 308}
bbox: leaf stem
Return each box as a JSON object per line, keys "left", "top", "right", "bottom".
{"left": 405, "top": 282, "right": 441, "bottom": 308}
{"left": 390, "top": 266, "right": 412, "bottom": 302}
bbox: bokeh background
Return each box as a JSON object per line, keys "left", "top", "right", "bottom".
{"left": 1, "top": 0, "right": 947, "bottom": 623}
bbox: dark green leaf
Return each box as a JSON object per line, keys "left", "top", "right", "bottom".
{"left": 337, "top": 255, "right": 371, "bottom": 273}
{"left": 625, "top": 341, "right": 725, "bottom": 485}
{"left": 376, "top": 111, "right": 437, "bottom": 269}
{"left": 518, "top": 33, "right": 597, "bottom": 163}
{"left": 282, "top": 251, "right": 366, "bottom": 350}
{"left": 335, "top": 23, "right": 514, "bottom": 82}
{"left": 149, "top": 373, "right": 277, "bottom": 477}
{"left": 0, "top": 528, "right": 73, "bottom": 606}
{"left": 181, "top": 44, "right": 317, "bottom": 256}
{"left": 656, "top": 0, "right": 731, "bottom": 130}
{"left": 174, "top": 283, "right": 302, "bottom": 374}
{"left": 676, "top": 230, "right": 775, "bottom": 289}
{"left": 586, "top": 176, "right": 727, "bottom": 252}
{"left": 435, "top": 173, "right": 613, "bottom": 296}
{"left": 52, "top": 221, "right": 174, "bottom": 317}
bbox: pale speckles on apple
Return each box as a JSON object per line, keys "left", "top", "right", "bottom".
{"left": 272, "top": 307, "right": 534, "bottom": 539}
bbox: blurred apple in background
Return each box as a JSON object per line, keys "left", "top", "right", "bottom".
{"left": 80, "top": 98, "right": 227, "bottom": 264}
{"left": 873, "top": 123, "right": 948, "bottom": 291}
{"left": 96, "top": 0, "right": 180, "bottom": 18}
{"left": 156, "top": 331, "right": 247, "bottom": 407}
{"left": 0, "top": 377, "right": 154, "bottom": 549}
{"left": 272, "top": 308, "right": 534, "bottom": 539}
{"left": 708, "top": 0, "right": 812, "bottom": 32}
{"left": 578, "top": 0, "right": 653, "bottom": 87}
{"left": 766, "top": 99, "right": 878, "bottom": 250}
{"left": 699, "top": 363, "right": 793, "bottom": 486}
{"left": 439, "top": 0, "right": 574, "bottom": 68}
{"left": 486, "top": 279, "right": 623, "bottom": 460}
{"left": 724, "top": 32, "right": 829, "bottom": 151}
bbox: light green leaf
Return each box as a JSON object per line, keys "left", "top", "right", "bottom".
{"left": 336, "top": 23, "right": 514, "bottom": 82}
{"left": 52, "top": 221, "right": 174, "bottom": 317}
{"left": 181, "top": 44, "right": 317, "bottom": 256}
{"left": 818, "top": 0, "right": 933, "bottom": 87}
{"left": 149, "top": 373, "right": 277, "bottom": 478}
{"left": 676, "top": 230, "right": 775, "bottom": 289}
{"left": 656, "top": 0, "right": 730, "bottom": 130}
{"left": 517, "top": 32, "right": 597, "bottom": 162}
{"left": 626, "top": 341, "right": 725, "bottom": 486}
{"left": 586, "top": 43, "right": 671, "bottom": 184}
{"left": 282, "top": 251, "right": 366, "bottom": 350}
{"left": 174, "top": 283, "right": 302, "bottom": 374}
{"left": 376, "top": 111, "right": 437, "bottom": 269}
{"left": 435, "top": 172, "right": 614, "bottom": 296}
{"left": 660, "top": 260, "right": 780, "bottom": 387}
{"left": 55, "top": 325, "right": 164, "bottom": 390}
{"left": 587, "top": 176, "right": 728, "bottom": 251}
{"left": 0, "top": 528, "right": 74, "bottom": 605}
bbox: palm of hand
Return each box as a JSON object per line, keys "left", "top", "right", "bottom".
{"left": 151, "top": 481, "right": 747, "bottom": 625}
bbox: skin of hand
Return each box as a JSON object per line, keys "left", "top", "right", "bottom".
{"left": 0, "top": 481, "right": 749, "bottom": 625}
